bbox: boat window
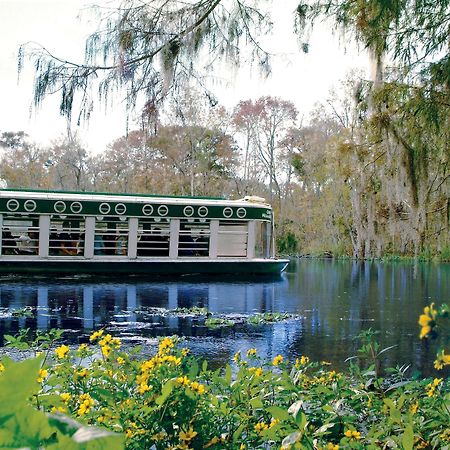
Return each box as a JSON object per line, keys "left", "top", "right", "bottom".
{"left": 179, "top": 219, "right": 210, "bottom": 257}
{"left": 1, "top": 214, "right": 39, "bottom": 256}
{"left": 137, "top": 218, "right": 170, "bottom": 257}
{"left": 94, "top": 218, "right": 129, "bottom": 256}
{"left": 217, "top": 221, "right": 248, "bottom": 257}
{"left": 255, "top": 221, "right": 271, "bottom": 258}
{"left": 49, "top": 218, "right": 85, "bottom": 256}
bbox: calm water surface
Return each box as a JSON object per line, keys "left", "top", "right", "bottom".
{"left": 0, "top": 259, "right": 448, "bottom": 376}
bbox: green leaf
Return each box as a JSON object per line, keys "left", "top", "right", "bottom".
{"left": 155, "top": 380, "right": 174, "bottom": 405}
{"left": 401, "top": 424, "right": 414, "bottom": 450}
{"left": 224, "top": 364, "right": 232, "bottom": 385}
{"left": 0, "top": 357, "right": 41, "bottom": 413}
{"left": 266, "top": 405, "right": 290, "bottom": 421}
{"left": 188, "top": 359, "right": 199, "bottom": 379}
{"left": 249, "top": 397, "right": 264, "bottom": 409}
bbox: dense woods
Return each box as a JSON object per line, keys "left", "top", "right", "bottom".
{"left": 2, "top": 0, "right": 449, "bottom": 259}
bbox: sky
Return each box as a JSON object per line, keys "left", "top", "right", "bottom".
{"left": 0, "top": 0, "right": 369, "bottom": 154}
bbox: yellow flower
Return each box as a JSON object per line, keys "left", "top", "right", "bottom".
{"left": 117, "top": 356, "right": 125, "bottom": 365}
{"left": 269, "top": 419, "right": 279, "bottom": 428}
{"left": 295, "top": 355, "right": 310, "bottom": 368}
{"left": 158, "top": 337, "right": 174, "bottom": 354}
{"left": 137, "top": 383, "right": 151, "bottom": 394}
{"left": 434, "top": 350, "right": 450, "bottom": 370}
{"left": 240, "top": 445, "right": 246, "bottom": 450}
{"left": 179, "top": 427, "right": 198, "bottom": 442}
{"left": 344, "top": 429, "right": 361, "bottom": 440}
{"left": 51, "top": 405, "right": 67, "bottom": 413}
{"left": 190, "top": 381, "right": 206, "bottom": 394}
{"left": 77, "top": 343, "right": 88, "bottom": 355}
{"left": 273, "top": 355, "right": 283, "bottom": 366}
{"left": 77, "top": 368, "right": 88, "bottom": 378}
{"left": 233, "top": 351, "right": 241, "bottom": 363}
{"left": 37, "top": 368, "right": 48, "bottom": 383}
{"left": 418, "top": 303, "right": 437, "bottom": 339}
{"left": 254, "top": 422, "right": 269, "bottom": 433}
{"left": 111, "top": 337, "right": 121, "bottom": 348}
{"left": 176, "top": 376, "right": 190, "bottom": 386}
{"left": 256, "top": 367, "right": 264, "bottom": 377}
{"left": 60, "top": 392, "right": 71, "bottom": 403}
{"left": 327, "top": 444, "right": 339, "bottom": 450}
{"left": 181, "top": 348, "right": 190, "bottom": 357}
{"left": 0, "top": 362, "right": 5, "bottom": 373}
{"left": 89, "top": 330, "right": 104, "bottom": 342}
{"left": 77, "top": 393, "right": 94, "bottom": 415}
{"left": 410, "top": 401, "right": 419, "bottom": 414}
{"left": 204, "top": 436, "right": 222, "bottom": 448}
{"left": 101, "top": 345, "right": 111, "bottom": 357}
{"left": 247, "top": 348, "right": 257, "bottom": 357}
{"left": 99, "top": 334, "right": 112, "bottom": 347}
{"left": 55, "top": 345, "right": 70, "bottom": 359}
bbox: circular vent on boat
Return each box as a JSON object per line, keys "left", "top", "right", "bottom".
{"left": 24, "top": 200, "right": 37, "bottom": 212}
{"left": 198, "top": 206, "right": 208, "bottom": 217}
{"left": 115, "top": 203, "right": 126, "bottom": 215}
{"left": 223, "top": 207, "right": 233, "bottom": 218}
{"left": 99, "top": 203, "right": 111, "bottom": 215}
{"left": 54, "top": 201, "right": 66, "bottom": 213}
{"left": 236, "top": 207, "right": 247, "bottom": 218}
{"left": 142, "top": 204, "right": 154, "bottom": 216}
{"left": 6, "top": 199, "right": 20, "bottom": 212}
{"left": 70, "top": 202, "right": 82, "bottom": 214}
{"left": 158, "top": 205, "right": 169, "bottom": 216}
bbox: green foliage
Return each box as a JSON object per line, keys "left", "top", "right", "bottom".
{"left": 248, "top": 312, "right": 291, "bottom": 325}
{"left": 1, "top": 330, "right": 450, "bottom": 449}
{"left": 204, "top": 317, "right": 235, "bottom": 328}
{"left": 0, "top": 357, "right": 124, "bottom": 449}
{"left": 276, "top": 230, "right": 299, "bottom": 255}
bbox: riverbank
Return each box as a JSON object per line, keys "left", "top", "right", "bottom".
{"left": 1, "top": 333, "right": 449, "bottom": 449}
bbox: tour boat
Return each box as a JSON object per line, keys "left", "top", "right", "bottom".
{"left": 0, "top": 189, "right": 289, "bottom": 275}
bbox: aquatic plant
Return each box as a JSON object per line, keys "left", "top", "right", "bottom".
{"left": 247, "top": 312, "right": 292, "bottom": 325}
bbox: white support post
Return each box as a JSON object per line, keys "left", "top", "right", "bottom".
{"left": 128, "top": 218, "right": 138, "bottom": 259}
{"left": 247, "top": 221, "right": 256, "bottom": 259}
{"left": 0, "top": 214, "right": 3, "bottom": 255}
{"left": 84, "top": 216, "right": 95, "bottom": 259}
{"left": 169, "top": 219, "right": 180, "bottom": 259}
{"left": 209, "top": 220, "right": 219, "bottom": 259}
{"left": 38, "top": 215, "right": 50, "bottom": 258}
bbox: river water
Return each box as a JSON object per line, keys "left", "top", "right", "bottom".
{"left": 0, "top": 259, "right": 448, "bottom": 376}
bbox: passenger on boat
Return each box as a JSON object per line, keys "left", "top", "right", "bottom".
{"left": 1, "top": 228, "right": 18, "bottom": 255}
{"left": 115, "top": 230, "right": 127, "bottom": 255}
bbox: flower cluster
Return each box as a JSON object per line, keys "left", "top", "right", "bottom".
{"left": 418, "top": 303, "right": 437, "bottom": 339}
{"left": 425, "top": 378, "right": 442, "bottom": 397}
{"left": 434, "top": 349, "right": 450, "bottom": 370}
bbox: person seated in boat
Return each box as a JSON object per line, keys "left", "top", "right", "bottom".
{"left": 115, "top": 230, "right": 128, "bottom": 255}
{"left": 59, "top": 231, "right": 78, "bottom": 256}
{"left": 17, "top": 231, "right": 39, "bottom": 255}
{"left": 1, "top": 228, "right": 18, "bottom": 255}
{"left": 94, "top": 234, "right": 105, "bottom": 255}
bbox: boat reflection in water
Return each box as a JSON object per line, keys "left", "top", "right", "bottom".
{"left": 1, "top": 258, "right": 448, "bottom": 376}
{"left": 0, "top": 276, "right": 300, "bottom": 369}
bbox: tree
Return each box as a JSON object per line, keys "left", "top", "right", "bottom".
{"left": 19, "top": 0, "right": 272, "bottom": 122}
{"left": 0, "top": 132, "right": 50, "bottom": 188}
